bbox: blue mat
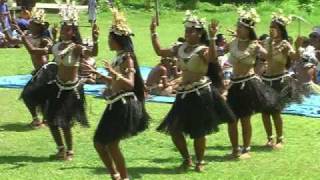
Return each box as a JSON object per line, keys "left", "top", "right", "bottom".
{"left": 0, "top": 67, "right": 175, "bottom": 104}
{"left": 0, "top": 67, "right": 319, "bottom": 118}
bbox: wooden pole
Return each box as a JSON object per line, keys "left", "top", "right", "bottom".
{"left": 155, "top": 0, "right": 159, "bottom": 26}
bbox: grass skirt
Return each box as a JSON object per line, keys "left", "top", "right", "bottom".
{"left": 45, "top": 78, "right": 88, "bottom": 128}
{"left": 261, "top": 72, "right": 302, "bottom": 111}
{"left": 157, "top": 78, "right": 236, "bottom": 139}
{"left": 227, "top": 75, "right": 279, "bottom": 118}
{"left": 94, "top": 91, "right": 150, "bottom": 145}
{"left": 20, "top": 62, "right": 58, "bottom": 115}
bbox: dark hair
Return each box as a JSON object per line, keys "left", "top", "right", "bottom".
{"left": 59, "top": 23, "right": 83, "bottom": 44}
{"left": 215, "top": 33, "right": 225, "bottom": 44}
{"left": 177, "top": 37, "right": 185, "bottom": 43}
{"left": 109, "top": 32, "right": 146, "bottom": 102}
{"left": 272, "top": 21, "right": 291, "bottom": 69}
{"left": 248, "top": 27, "right": 257, "bottom": 40}
{"left": 196, "top": 28, "right": 225, "bottom": 92}
{"left": 259, "top": 34, "right": 269, "bottom": 41}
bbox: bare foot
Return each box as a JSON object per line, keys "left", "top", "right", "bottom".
{"left": 176, "top": 157, "right": 192, "bottom": 172}
{"left": 195, "top": 160, "right": 205, "bottom": 172}
{"left": 225, "top": 151, "right": 241, "bottom": 160}
{"left": 111, "top": 173, "right": 121, "bottom": 180}
{"left": 273, "top": 143, "right": 284, "bottom": 150}
{"left": 50, "top": 147, "right": 66, "bottom": 160}
{"left": 30, "top": 119, "right": 45, "bottom": 129}
{"left": 239, "top": 152, "right": 251, "bottom": 159}
{"left": 265, "top": 140, "right": 274, "bottom": 148}
{"left": 66, "top": 150, "right": 74, "bottom": 161}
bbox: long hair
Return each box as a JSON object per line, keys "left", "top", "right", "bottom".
{"left": 109, "top": 32, "right": 146, "bottom": 102}
{"left": 58, "top": 23, "right": 83, "bottom": 44}
{"left": 196, "top": 28, "right": 225, "bottom": 92}
{"left": 272, "top": 21, "right": 291, "bottom": 69}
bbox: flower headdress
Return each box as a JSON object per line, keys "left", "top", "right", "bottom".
{"left": 271, "top": 9, "right": 292, "bottom": 26}
{"left": 31, "top": 8, "right": 47, "bottom": 25}
{"left": 59, "top": 0, "right": 79, "bottom": 26}
{"left": 183, "top": 10, "right": 206, "bottom": 29}
{"left": 237, "top": 7, "right": 260, "bottom": 28}
{"left": 109, "top": 8, "right": 133, "bottom": 36}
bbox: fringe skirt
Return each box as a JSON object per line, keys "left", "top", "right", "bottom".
{"left": 20, "top": 62, "right": 58, "bottom": 114}
{"left": 94, "top": 91, "right": 150, "bottom": 145}
{"left": 157, "top": 77, "right": 236, "bottom": 139}
{"left": 45, "top": 77, "right": 88, "bottom": 128}
{"left": 261, "top": 72, "right": 302, "bottom": 111}
{"left": 227, "top": 74, "right": 279, "bottom": 118}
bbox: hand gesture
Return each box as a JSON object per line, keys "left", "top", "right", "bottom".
{"left": 103, "top": 60, "right": 113, "bottom": 72}
{"left": 208, "top": 19, "right": 219, "bottom": 38}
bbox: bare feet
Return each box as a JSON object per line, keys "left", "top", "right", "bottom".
{"left": 50, "top": 146, "right": 66, "bottom": 160}
{"left": 30, "top": 119, "right": 45, "bottom": 129}
{"left": 239, "top": 147, "right": 251, "bottom": 159}
{"left": 177, "top": 157, "right": 192, "bottom": 172}
{"left": 273, "top": 141, "right": 284, "bottom": 150}
{"left": 195, "top": 160, "right": 205, "bottom": 172}
{"left": 273, "top": 137, "right": 284, "bottom": 150}
{"left": 239, "top": 152, "right": 251, "bottom": 159}
{"left": 265, "top": 137, "right": 275, "bottom": 148}
{"left": 66, "top": 150, "right": 74, "bottom": 161}
{"left": 111, "top": 173, "right": 121, "bottom": 180}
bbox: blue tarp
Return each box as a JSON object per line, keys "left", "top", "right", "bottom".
{"left": 0, "top": 67, "right": 319, "bottom": 118}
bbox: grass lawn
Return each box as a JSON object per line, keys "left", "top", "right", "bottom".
{"left": 0, "top": 3, "right": 320, "bottom": 179}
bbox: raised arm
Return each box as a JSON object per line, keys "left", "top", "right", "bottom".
{"left": 203, "top": 20, "right": 219, "bottom": 63}
{"left": 150, "top": 17, "right": 175, "bottom": 57}
{"left": 90, "top": 23, "right": 99, "bottom": 56}
{"left": 12, "top": 24, "right": 51, "bottom": 55}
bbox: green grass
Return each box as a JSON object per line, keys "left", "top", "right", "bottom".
{"left": 1, "top": 2, "right": 320, "bottom": 180}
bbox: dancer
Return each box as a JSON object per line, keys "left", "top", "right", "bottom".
{"left": 151, "top": 11, "right": 236, "bottom": 172}
{"left": 92, "top": 8, "right": 149, "bottom": 180}
{"left": 13, "top": 8, "right": 55, "bottom": 128}
{"left": 261, "top": 10, "right": 299, "bottom": 149}
{"left": 45, "top": 3, "right": 89, "bottom": 161}
{"left": 226, "top": 8, "right": 277, "bottom": 159}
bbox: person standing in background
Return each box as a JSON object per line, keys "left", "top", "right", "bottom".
{"left": 88, "top": 0, "right": 97, "bottom": 25}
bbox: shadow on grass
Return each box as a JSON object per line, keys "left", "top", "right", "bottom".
{"left": 0, "top": 122, "right": 36, "bottom": 132}
{"left": 128, "top": 166, "right": 177, "bottom": 179}
{"left": 207, "top": 145, "right": 273, "bottom": 153}
{"left": 59, "top": 165, "right": 177, "bottom": 178}
{"left": 0, "top": 155, "right": 51, "bottom": 169}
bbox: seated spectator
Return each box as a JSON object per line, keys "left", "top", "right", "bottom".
{"left": 145, "top": 56, "right": 181, "bottom": 96}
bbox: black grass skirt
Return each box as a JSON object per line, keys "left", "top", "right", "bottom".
{"left": 261, "top": 72, "right": 302, "bottom": 112}
{"left": 157, "top": 80, "right": 236, "bottom": 139}
{"left": 20, "top": 63, "right": 58, "bottom": 114}
{"left": 45, "top": 78, "right": 88, "bottom": 128}
{"left": 94, "top": 92, "right": 150, "bottom": 145}
{"left": 227, "top": 75, "right": 279, "bottom": 118}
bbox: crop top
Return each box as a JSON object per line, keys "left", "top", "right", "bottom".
{"left": 228, "top": 39, "right": 257, "bottom": 66}
{"left": 263, "top": 38, "right": 295, "bottom": 66}
{"left": 52, "top": 42, "right": 80, "bottom": 67}
{"left": 172, "top": 43, "right": 208, "bottom": 74}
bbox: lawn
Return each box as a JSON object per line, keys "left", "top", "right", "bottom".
{"left": 0, "top": 2, "right": 320, "bottom": 180}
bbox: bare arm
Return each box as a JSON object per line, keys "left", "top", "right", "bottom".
{"left": 150, "top": 17, "right": 175, "bottom": 57}
{"left": 90, "top": 23, "right": 99, "bottom": 56}
{"left": 256, "top": 41, "right": 268, "bottom": 60}
{"left": 104, "top": 54, "right": 136, "bottom": 89}
{"left": 81, "top": 62, "right": 112, "bottom": 84}
{"left": 204, "top": 19, "right": 219, "bottom": 63}
{"left": 12, "top": 24, "right": 50, "bottom": 55}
